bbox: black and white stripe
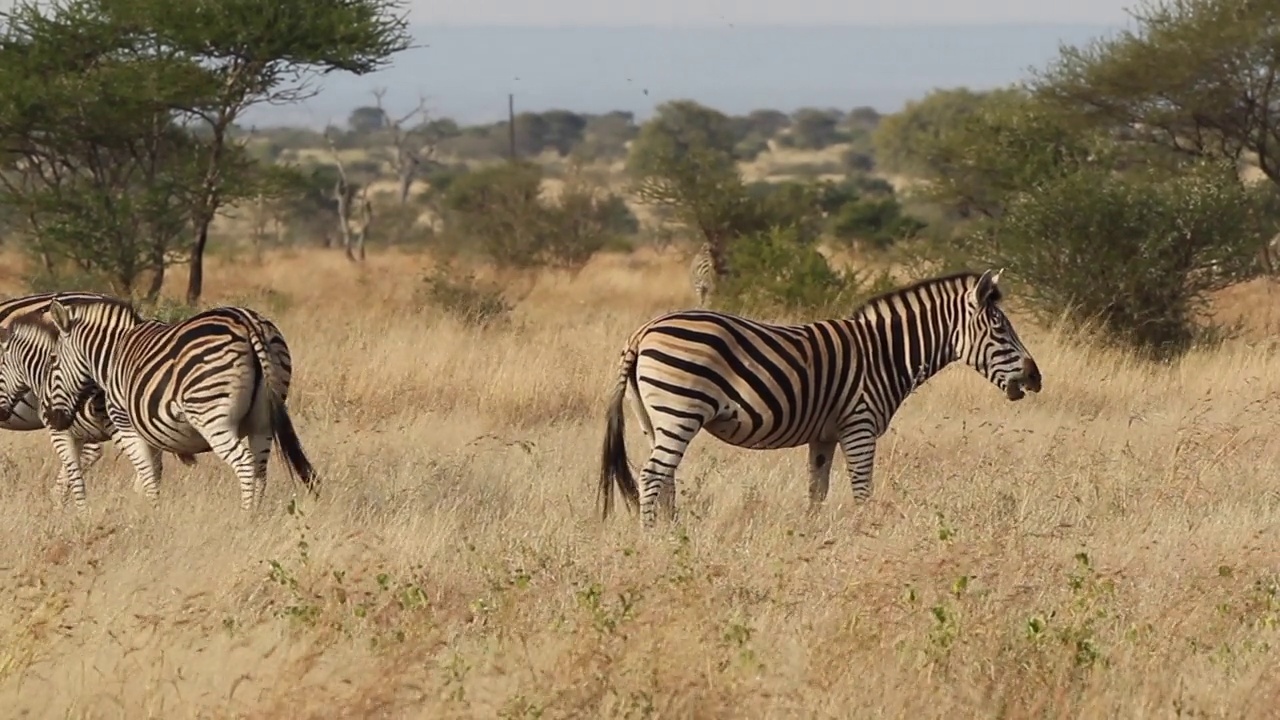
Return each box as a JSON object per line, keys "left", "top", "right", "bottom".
{"left": 599, "top": 270, "right": 1042, "bottom": 526}
{"left": 42, "top": 295, "right": 317, "bottom": 510}
{"left": 0, "top": 317, "right": 199, "bottom": 508}
{"left": 0, "top": 291, "right": 116, "bottom": 434}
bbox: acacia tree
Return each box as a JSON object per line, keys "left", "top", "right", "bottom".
{"left": 1, "top": 0, "right": 411, "bottom": 302}
{"left": 0, "top": 6, "right": 204, "bottom": 298}
{"left": 1035, "top": 0, "right": 1280, "bottom": 184}
{"left": 871, "top": 87, "right": 1005, "bottom": 177}
{"left": 166, "top": 0, "right": 410, "bottom": 303}
{"left": 917, "top": 87, "right": 1268, "bottom": 357}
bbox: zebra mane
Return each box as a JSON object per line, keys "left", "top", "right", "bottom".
{"left": 7, "top": 311, "right": 59, "bottom": 338}
{"left": 52, "top": 293, "right": 144, "bottom": 321}
{"left": 851, "top": 271, "right": 997, "bottom": 318}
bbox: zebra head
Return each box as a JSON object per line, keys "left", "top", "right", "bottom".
{"left": 0, "top": 326, "right": 29, "bottom": 422}
{"left": 955, "top": 269, "right": 1042, "bottom": 401}
{"left": 42, "top": 298, "right": 99, "bottom": 431}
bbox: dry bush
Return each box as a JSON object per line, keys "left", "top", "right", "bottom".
{"left": 0, "top": 247, "right": 1279, "bottom": 718}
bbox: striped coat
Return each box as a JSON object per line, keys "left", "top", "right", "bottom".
{"left": 42, "top": 296, "right": 316, "bottom": 511}
{"left": 599, "top": 270, "right": 1042, "bottom": 526}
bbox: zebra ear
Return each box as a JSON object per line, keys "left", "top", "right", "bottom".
{"left": 48, "top": 300, "right": 74, "bottom": 334}
{"left": 974, "top": 269, "right": 1002, "bottom": 306}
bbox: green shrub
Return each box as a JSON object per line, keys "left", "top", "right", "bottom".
{"left": 829, "top": 197, "right": 927, "bottom": 250}
{"left": 436, "top": 161, "right": 630, "bottom": 271}
{"left": 716, "top": 226, "right": 895, "bottom": 315}
{"left": 987, "top": 160, "right": 1265, "bottom": 358}
{"left": 418, "top": 268, "right": 513, "bottom": 328}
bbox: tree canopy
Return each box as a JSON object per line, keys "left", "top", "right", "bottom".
{"left": 1034, "top": 0, "right": 1280, "bottom": 185}
{"left": 0, "top": 0, "right": 412, "bottom": 302}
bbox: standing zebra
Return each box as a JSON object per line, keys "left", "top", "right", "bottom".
{"left": 690, "top": 241, "right": 726, "bottom": 308}
{"left": 0, "top": 291, "right": 118, "bottom": 435}
{"left": 0, "top": 292, "right": 121, "bottom": 478}
{"left": 599, "top": 269, "right": 1042, "bottom": 527}
{"left": 0, "top": 316, "right": 199, "bottom": 509}
{"left": 40, "top": 295, "right": 317, "bottom": 511}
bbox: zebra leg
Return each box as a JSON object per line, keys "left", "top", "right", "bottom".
{"left": 51, "top": 460, "right": 71, "bottom": 507}
{"left": 807, "top": 440, "right": 837, "bottom": 513}
{"left": 250, "top": 432, "right": 271, "bottom": 511}
{"left": 79, "top": 442, "right": 105, "bottom": 472}
{"left": 115, "top": 431, "right": 165, "bottom": 506}
{"left": 198, "top": 424, "right": 264, "bottom": 511}
{"left": 639, "top": 422, "right": 699, "bottom": 527}
{"left": 50, "top": 430, "right": 90, "bottom": 511}
{"left": 838, "top": 428, "right": 879, "bottom": 502}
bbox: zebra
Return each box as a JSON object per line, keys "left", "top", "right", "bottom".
{"left": 598, "top": 269, "right": 1042, "bottom": 527}
{"left": 0, "top": 316, "right": 201, "bottom": 508}
{"left": 0, "top": 292, "right": 122, "bottom": 478}
{"left": 0, "top": 291, "right": 118, "bottom": 434}
{"left": 40, "top": 294, "right": 318, "bottom": 511}
{"left": 690, "top": 241, "right": 726, "bottom": 308}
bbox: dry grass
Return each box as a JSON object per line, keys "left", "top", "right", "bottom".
{"left": 1, "top": 247, "right": 1280, "bottom": 719}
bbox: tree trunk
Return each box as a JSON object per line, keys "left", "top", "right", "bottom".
{"left": 145, "top": 261, "right": 165, "bottom": 302}
{"left": 186, "top": 218, "right": 211, "bottom": 305}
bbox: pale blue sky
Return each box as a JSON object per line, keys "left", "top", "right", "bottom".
{"left": 407, "top": 0, "right": 1137, "bottom": 27}
{"left": 0, "top": 0, "right": 1139, "bottom": 26}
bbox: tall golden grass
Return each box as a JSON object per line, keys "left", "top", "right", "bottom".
{"left": 1, "top": 246, "right": 1280, "bottom": 718}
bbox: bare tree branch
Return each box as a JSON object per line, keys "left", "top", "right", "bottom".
{"left": 371, "top": 87, "right": 438, "bottom": 204}
{"left": 323, "top": 125, "right": 369, "bottom": 262}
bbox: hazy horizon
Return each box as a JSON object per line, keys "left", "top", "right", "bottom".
{"left": 242, "top": 22, "right": 1122, "bottom": 130}
{"left": 401, "top": 0, "right": 1137, "bottom": 27}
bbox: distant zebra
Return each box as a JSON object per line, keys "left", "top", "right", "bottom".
{"left": 0, "top": 316, "right": 200, "bottom": 508}
{"left": 599, "top": 270, "right": 1042, "bottom": 527}
{"left": 41, "top": 295, "right": 317, "bottom": 511}
{"left": 690, "top": 241, "right": 726, "bottom": 308}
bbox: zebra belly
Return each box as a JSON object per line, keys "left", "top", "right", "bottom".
{"left": 702, "top": 398, "right": 839, "bottom": 450}
{"left": 702, "top": 414, "right": 816, "bottom": 450}
{"left": 112, "top": 401, "right": 213, "bottom": 455}
{"left": 134, "top": 421, "right": 213, "bottom": 455}
{"left": 68, "top": 415, "right": 113, "bottom": 443}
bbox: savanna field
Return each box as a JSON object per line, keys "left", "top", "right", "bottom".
{"left": 2, "top": 247, "right": 1280, "bottom": 718}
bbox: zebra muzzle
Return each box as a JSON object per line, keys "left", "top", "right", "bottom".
{"left": 0, "top": 403, "right": 10, "bottom": 422}
{"left": 1005, "top": 359, "right": 1042, "bottom": 401}
{"left": 1021, "top": 358, "right": 1042, "bottom": 394}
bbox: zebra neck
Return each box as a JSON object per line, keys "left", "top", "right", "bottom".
{"left": 900, "top": 351, "right": 954, "bottom": 396}
{"left": 25, "top": 361, "right": 51, "bottom": 400}
{"left": 12, "top": 339, "right": 53, "bottom": 400}
{"left": 853, "top": 316, "right": 957, "bottom": 410}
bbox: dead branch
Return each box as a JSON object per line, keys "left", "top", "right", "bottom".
{"left": 323, "top": 126, "right": 362, "bottom": 263}
{"left": 371, "top": 87, "right": 438, "bottom": 205}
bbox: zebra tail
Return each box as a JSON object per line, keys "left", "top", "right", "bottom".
{"left": 272, "top": 400, "right": 320, "bottom": 497}
{"left": 244, "top": 315, "right": 320, "bottom": 497}
{"left": 599, "top": 348, "right": 640, "bottom": 520}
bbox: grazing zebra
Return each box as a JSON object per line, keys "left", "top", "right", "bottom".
{"left": 599, "top": 269, "right": 1042, "bottom": 527}
{"left": 0, "top": 291, "right": 118, "bottom": 435}
{"left": 41, "top": 295, "right": 318, "bottom": 511}
{"left": 0, "top": 292, "right": 122, "bottom": 479}
{"left": 690, "top": 241, "right": 726, "bottom": 308}
{"left": 0, "top": 316, "right": 201, "bottom": 508}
